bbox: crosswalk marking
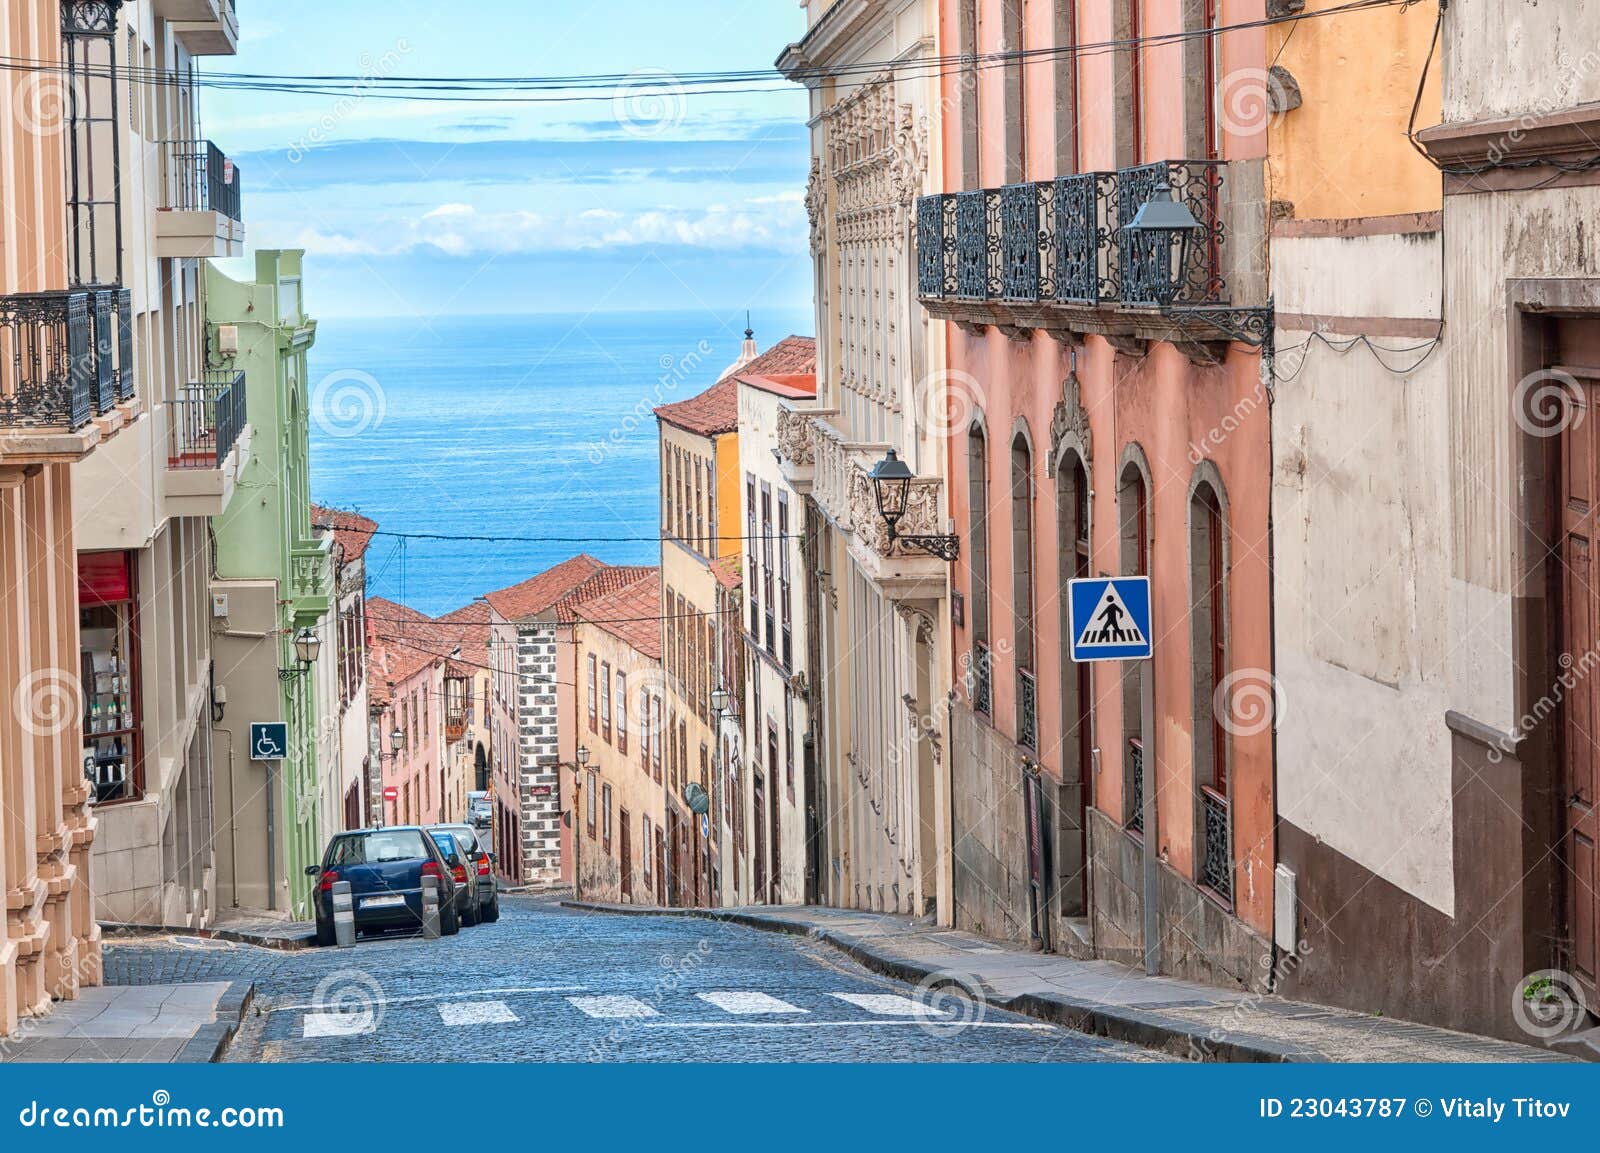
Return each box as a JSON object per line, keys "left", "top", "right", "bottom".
{"left": 567, "top": 994, "right": 659, "bottom": 1019}
{"left": 828, "top": 993, "right": 944, "bottom": 1017}
{"left": 438, "top": 1000, "right": 519, "bottom": 1026}
{"left": 696, "top": 991, "right": 807, "bottom": 1015}
{"left": 303, "top": 1012, "right": 377, "bottom": 1038}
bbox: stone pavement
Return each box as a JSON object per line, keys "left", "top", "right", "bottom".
{"left": 0, "top": 980, "right": 253, "bottom": 1063}
{"left": 566, "top": 901, "right": 1575, "bottom": 1063}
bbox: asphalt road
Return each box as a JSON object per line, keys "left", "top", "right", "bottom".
{"left": 104, "top": 896, "right": 1170, "bottom": 1063}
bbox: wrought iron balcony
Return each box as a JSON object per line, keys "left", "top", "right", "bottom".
{"left": 916, "top": 161, "right": 1232, "bottom": 340}
{"left": 157, "top": 140, "right": 245, "bottom": 258}
{"left": 1017, "top": 667, "right": 1038, "bottom": 752}
{"left": 1127, "top": 737, "right": 1145, "bottom": 834}
{"left": 0, "top": 285, "right": 134, "bottom": 445}
{"left": 1199, "top": 785, "right": 1233, "bottom": 905}
{"left": 166, "top": 369, "right": 245, "bottom": 470}
{"left": 970, "top": 643, "right": 993, "bottom": 717}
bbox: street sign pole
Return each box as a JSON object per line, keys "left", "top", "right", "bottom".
{"left": 1140, "top": 658, "right": 1158, "bottom": 977}
{"left": 1066, "top": 575, "right": 1158, "bottom": 977}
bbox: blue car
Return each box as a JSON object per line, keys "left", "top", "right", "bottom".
{"left": 307, "top": 826, "right": 463, "bottom": 945}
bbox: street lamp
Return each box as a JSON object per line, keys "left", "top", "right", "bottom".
{"left": 390, "top": 726, "right": 405, "bottom": 752}
{"left": 711, "top": 685, "right": 730, "bottom": 717}
{"left": 576, "top": 745, "right": 590, "bottom": 767}
{"left": 1121, "top": 179, "right": 1273, "bottom": 351}
{"left": 278, "top": 626, "right": 323, "bottom": 681}
{"left": 573, "top": 746, "right": 590, "bottom": 902}
{"left": 867, "top": 449, "right": 959, "bottom": 562}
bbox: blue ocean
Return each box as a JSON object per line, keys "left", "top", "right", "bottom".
{"left": 307, "top": 309, "right": 813, "bottom": 616}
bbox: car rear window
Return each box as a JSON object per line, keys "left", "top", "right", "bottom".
{"left": 328, "top": 830, "right": 430, "bottom": 865}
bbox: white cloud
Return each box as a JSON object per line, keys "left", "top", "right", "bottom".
{"left": 282, "top": 195, "right": 806, "bottom": 258}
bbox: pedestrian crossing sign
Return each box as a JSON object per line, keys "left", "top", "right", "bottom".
{"left": 1068, "top": 577, "right": 1152, "bottom": 662}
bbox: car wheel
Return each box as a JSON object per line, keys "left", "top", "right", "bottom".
{"left": 482, "top": 894, "right": 499, "bottom": 923}
{"left": 441, "top": 903, "right": 460, "bottom": 936}
{"left": 315, "top": 918, "right": 335, "bottom": 948}
{"left": 462, "top": 897, "right": 480, "bottom": 927}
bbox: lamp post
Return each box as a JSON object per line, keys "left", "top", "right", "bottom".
{"left": 1120, "top": 179, "right": 1274, "bottom": 356}
{"left": 867, "top": 449, "right": 960, "bottom": 561}
{"left": 278, "top": 626, "right": 322, "bottom": 681}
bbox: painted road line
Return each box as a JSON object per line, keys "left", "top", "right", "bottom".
{"left": 437, "top": 1000, "right": 520, "bottom": 1026}
{"left": 696, "top": 991, "right": 807, "bottom": 1015}
{"left": 270, "top": 985, "right": 586, "bottom": 1014}
{"left": 567, "top": 994, "right": 659, "bottom": 1019}
{"left": 302, "top": 1012, "right": 378, "bottom": 1038}
{"left": 829, "top": 993, "right": 946, "bottom": 1017}
{"left": 638, "top": 1020, "right": 1054, "bottom": 1031}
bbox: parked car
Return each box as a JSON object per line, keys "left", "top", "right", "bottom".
{"left": 429, "top": 823, "right": 499, "bottom": 925}
{"left": 307, "top": 826, "right": 462, "bottom": 945}
{"left": 466, "top": 791, "right": 492, "bottom": 830}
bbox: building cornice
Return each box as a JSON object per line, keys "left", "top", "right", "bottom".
{"left": 1418, "top": 103, "right": 1600, "bottom": 194}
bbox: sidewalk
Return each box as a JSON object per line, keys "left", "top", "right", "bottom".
{"left": 564, "top": 900, "right": 1574, "bottom": 1063}
{"left": 0, "top": 981, "right": 253, "bottom": 1063}
{"left": 102, "top": 907, "right": 317, "bottom": 951}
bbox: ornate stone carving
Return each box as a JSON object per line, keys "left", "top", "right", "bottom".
{"left": 776, "top": 406, "right": 815, "bottom": 467}
{"left": 804, "top": 158, "right": 827, "bottom": 256}
{"left": 847, "top": 457, "right": 942, "bottom": 560}
{"left": 1047, "top": 370, "right": 1093, "bottom": 476}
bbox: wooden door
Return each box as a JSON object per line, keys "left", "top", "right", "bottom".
{"left": 655, "top": 827, "right": 666, "bottom": 905}
{"left": 620, "top": 810, "right": 632, "bottom": 902}
{"left": 1560, "top": 371, "right": 1600, "bottom": 1002}
{"left": 753, "top": 772, "right": 767, "bottom": 904}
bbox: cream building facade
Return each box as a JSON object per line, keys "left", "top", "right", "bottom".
{"left": 72, "top": 0, "right": 245, "bottom": 927}
{"left": 777, "top": 0, "right": 954, "bottom": 920}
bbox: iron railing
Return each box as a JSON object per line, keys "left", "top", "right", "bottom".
{"left": 113, "top": 287, "right": 134, "bottom": 401}
{"left": 971, "top": 643, "right": 993, "bottom": 717}
{"left": 1200, "top": 785, "right": 1233, "bottom": 904}
{"left": 1018, "top": 667, "right": 1038, "bottom": 752}
{"left": 1127, "top": 737, "right": 1145, "bottom": 833}
{"left": 916, "top": 161, "right": 1226, "bottom": 310}
{"left": 1118, "top": 160, "right": 1226, "bottom": 307}
{"left": 160, "top": 139, "right": 242, "bottom": 221}
{"left": 166, "top": 368, "right": 245, "bottom": 469}
{"left": 0, "top": 290, "right": 95, "bottom": 431}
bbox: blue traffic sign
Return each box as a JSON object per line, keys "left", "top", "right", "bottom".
{"left": 1068, "top": 577, "right": 1152, "bottom": 662}
{"left": 249, "top": 721, "right": 289, "bottom": 761}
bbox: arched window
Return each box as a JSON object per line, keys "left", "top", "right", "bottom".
{"left": 967, "top": 424, "right": 992, "bottom": 716}
{"left": 1189, "top": 475, "right": 1233, "bottom": 905}
{"left": 1011, "top": 430, "right": 1036, "bottom": 749}
{"left": 1118, "top": 457, "right": 1150, "bottom": 831}
{"left": 1057, "top": 449, "right": 1091, "bottom": 916}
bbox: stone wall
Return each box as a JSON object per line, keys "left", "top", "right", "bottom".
{"left": 949, "top": 703, "right": 1031, "bottom": 944}
{"left": 516, "top": 624, "right": 563, "bottom": 882}
{"left": 1087, "top": 807, "right": 1273, "bottom": 993}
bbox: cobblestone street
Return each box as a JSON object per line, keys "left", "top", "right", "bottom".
{"left": 103, "top": 897, "right": 1169, "bottom": 1063}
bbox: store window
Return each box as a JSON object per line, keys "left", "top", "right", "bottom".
{"left": 79, "top": 550, "right": 141, "bottom": 804}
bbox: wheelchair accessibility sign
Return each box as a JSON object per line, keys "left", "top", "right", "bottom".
{"left": 1068, "top": 577, "right": 1152, "bottom": 662}
{"left": 249, "top": 722, "right": 289, "bottom": 761}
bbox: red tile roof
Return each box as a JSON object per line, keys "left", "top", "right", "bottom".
{"left": 554, "top": 565, "right": 657, "bottom": 625}
{"left": 366, "top": 598, "right": 442, "bottom": 706}
{"left": 654, "top": 335, "right": 817, "bottom": 437}
{"left": 709, "top": 555, "right": 742, "bottom": 590}
{"left": 571, "top": 567, "right": 663, "bottom": 659}
{"left": 313, "top": 504, "right": 379, "bottom": 562}
{"left": 483, "top": 554, "right": 607, "bottom": 621}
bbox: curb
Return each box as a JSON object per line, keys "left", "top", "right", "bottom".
{"left": 176, "top": 980, "right": 255, "bottom": 1063}
{"left": 101, "top": 920, "right": 317, "bottom": 952}
{"left": 561, "top": 900, "right": 1309, "bottom": 1063}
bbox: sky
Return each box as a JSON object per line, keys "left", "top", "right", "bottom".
{"left": 204, "top": 1, "right": 813, "bottom": 318}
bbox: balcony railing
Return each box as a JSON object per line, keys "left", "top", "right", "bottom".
{"left": 1200, "top": 785, "right": 1233, "bottom": 905}
{"left": 1, "top": 291, "right": 94, "bottom": 431}
{"left": 160, "top": 139, "right": 242, "bottom": 222}
{"left": 166, "top": 369, "right": 245, "bottom": 470}
{"left": 916, "top": 160, "right": 1226, "bottom": 311}
{"left": 1018, "top": 667, "right": 1038, "bottom": 752}
{"left": 1127, "top": 737, "right": 1145, "bottom": 834}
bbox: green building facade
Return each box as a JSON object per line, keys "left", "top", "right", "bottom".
{"left": 206, "top": 250, "right": 332, "bottom": 919}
